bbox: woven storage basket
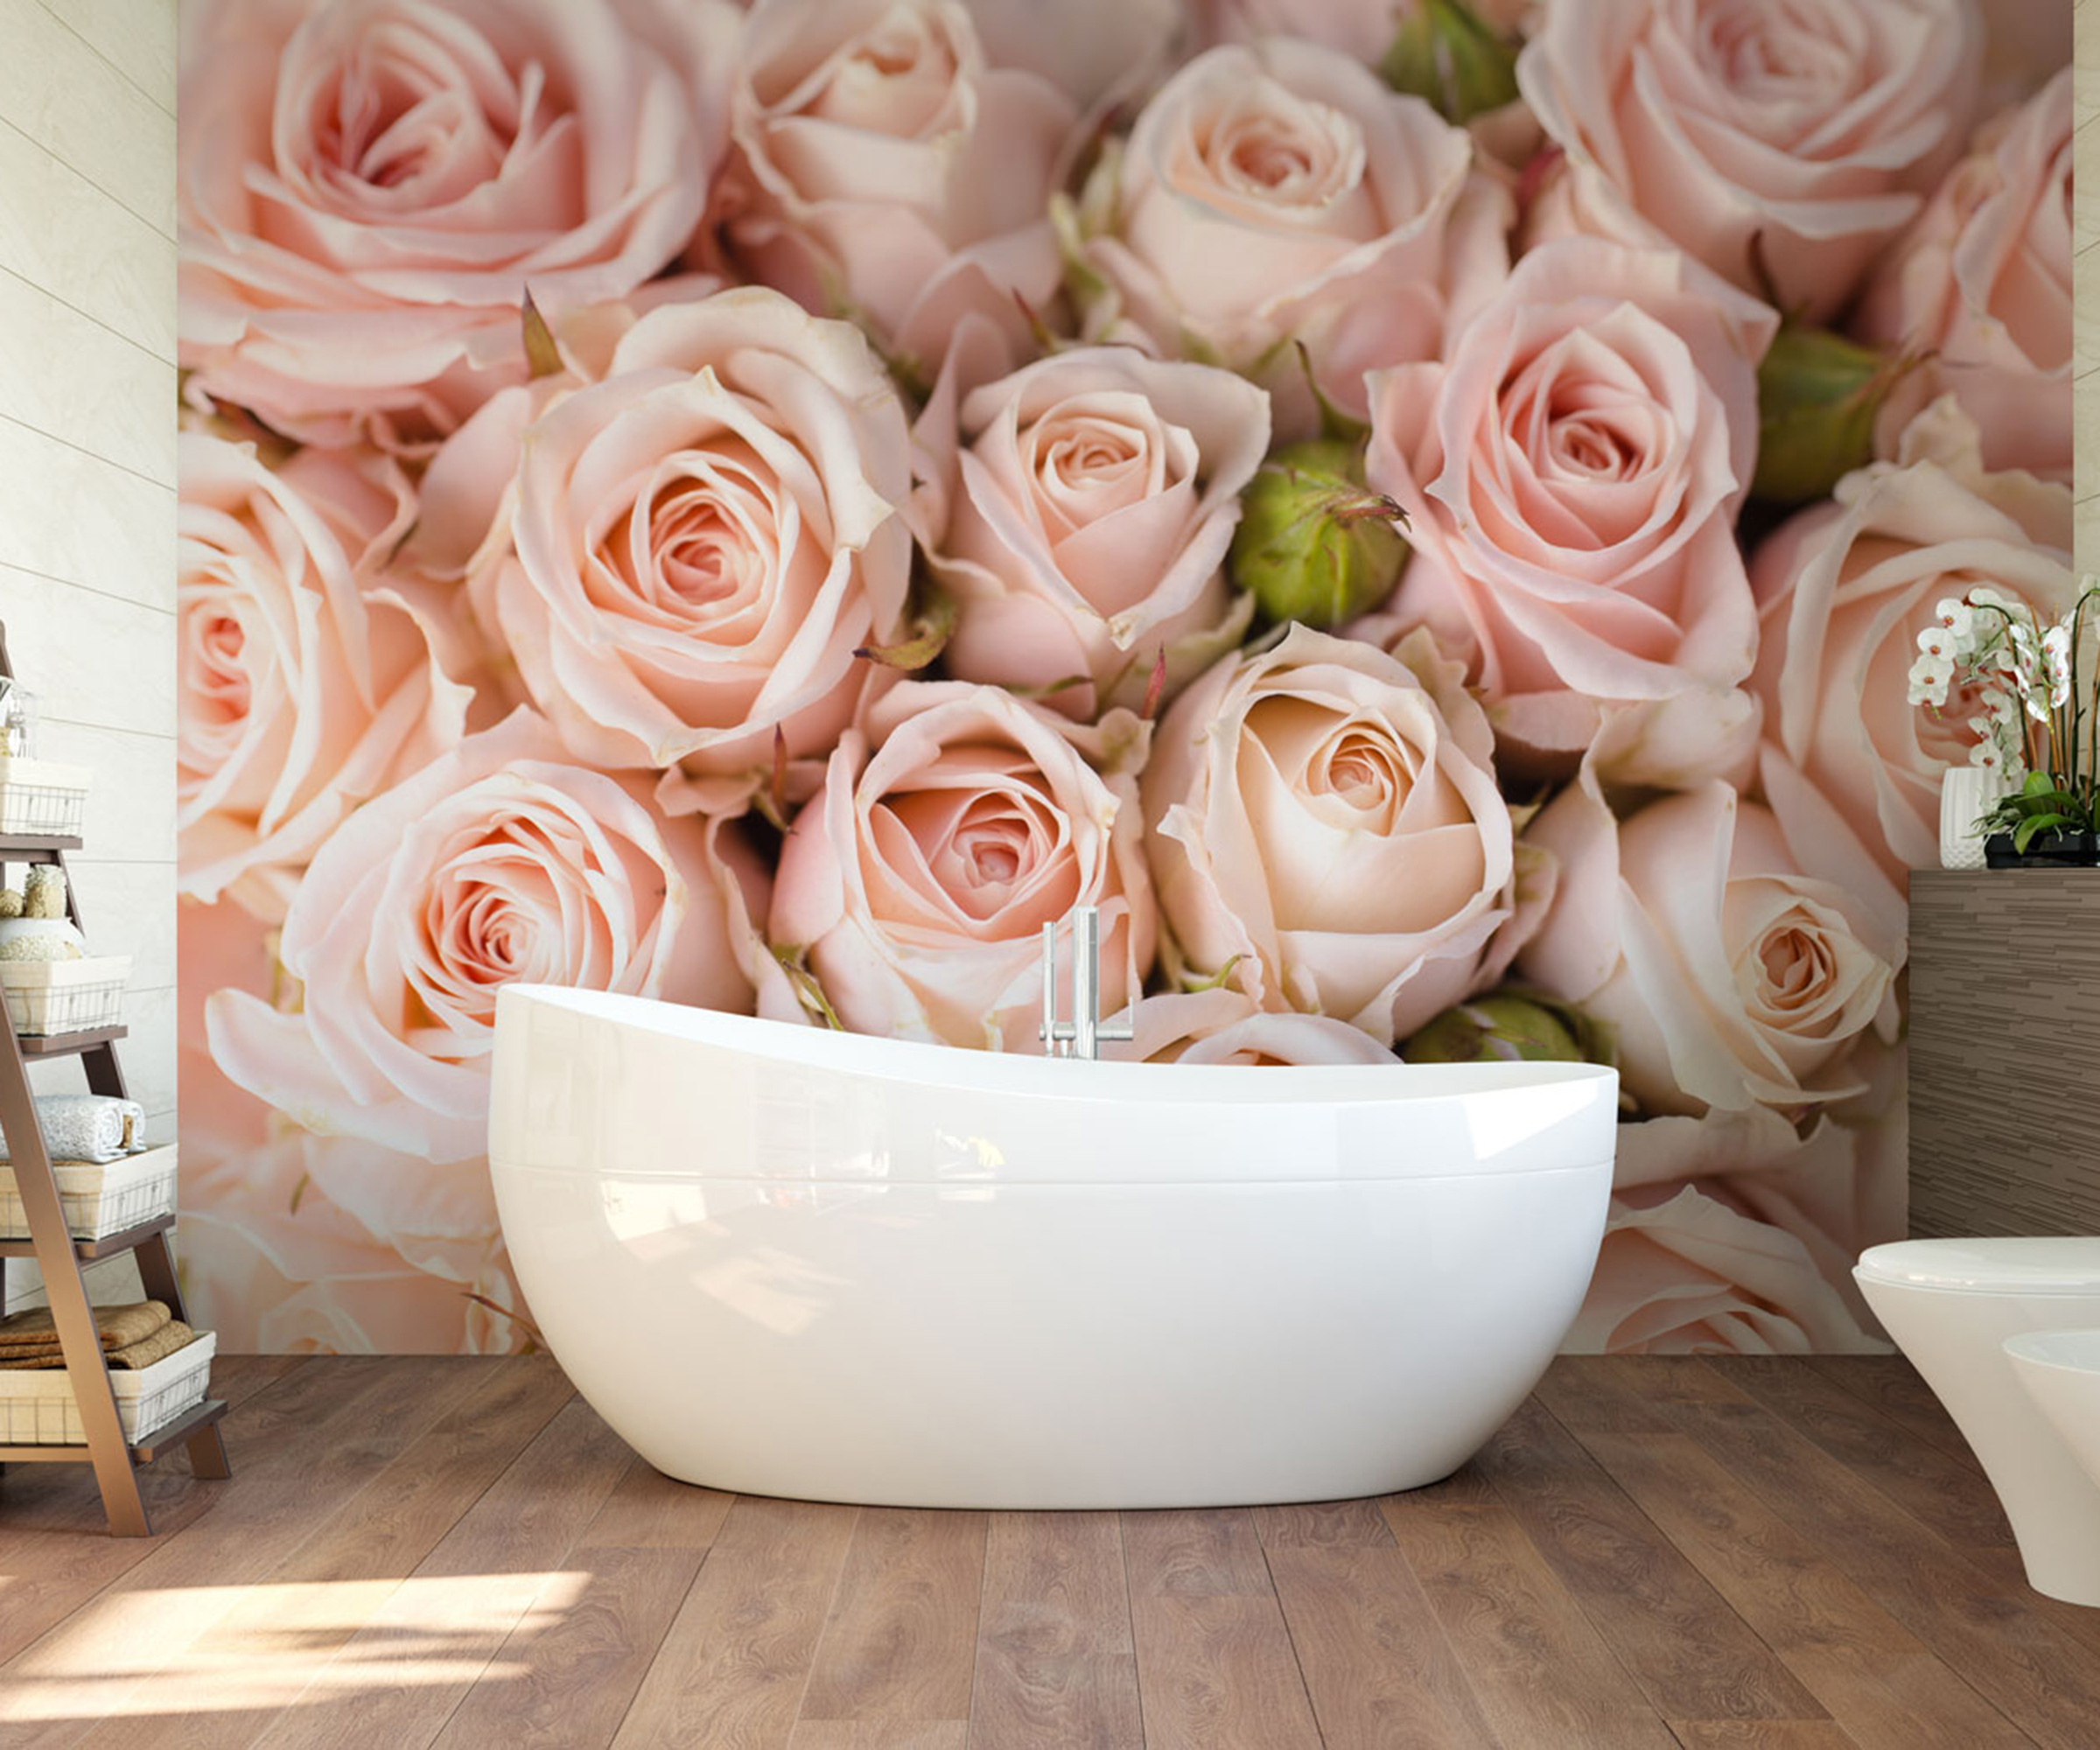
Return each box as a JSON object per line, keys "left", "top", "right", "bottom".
{"left": 0, "top": 1145, "right": 177, "bottom": 1242}
{"left": 0, "top": 1330, "right": 215, "bottom": 1445}
{"left": 0, "top": 955, "right": 128, "bottom": 1035}
{"left": 0, "top": 756, "right": 90, "bottom": 837}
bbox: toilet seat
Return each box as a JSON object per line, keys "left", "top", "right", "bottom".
{"left": 1856, "top": 1237, "right": 2100, "bottom": 1295}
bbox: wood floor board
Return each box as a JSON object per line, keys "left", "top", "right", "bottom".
{"left": 789, "top": 1724, "right": 970, "bottom": 1749}
{"left": 1263, "top": 1544, "right": 1497, "bottom": 1750}
{"left": 1669, "top": 1724, "right": 1863, "bottom": 1748}
{"left": 1670, "top": 1362, "right": 2100, "bottom": 1748}
{"left": 2, "top": 1356, "right": 2088, "bottom": 1748}
{"left": 1121, "top": 1509, "right": 1321, "bottom": 1750}
{"left": 798, "top": 1508, "right": 988, "bottom": 1727}
{"left": 1570, "top": 1428, "right": 2034, "bottom": 1750}
{"left": 0, "top": 1356, "right": 466, "bottom": 1740}
{"left": 245, "top": 1390, "right": 634, "bottom": 1750}
{"left": 74, "top": 1356, "right": 578, "bottom": 1750}
{"left": 1378, "top": 1492, "right": 1680, "bottom": 1749}
{"left": 966, "top": 1510, "right": 1142, "bottom": 1750}
{"left": 432, "top": 1542, "right": 704, "bottom": 1750}
{"left": 1804, "top": 1356, "right": 1984, "bottom": 1472}
{"left": 1471, "top": 1397, "right": 1824, "bottom": 1726}
{"left": 1250, "top": 1498, "right": 1395, "bottom": 1550}
{"left": 611, "top": 1493, "right": 860, "bottom": 1748}
{"left": 1715, "top": 1360, "right": 2016, "bottom": 1558}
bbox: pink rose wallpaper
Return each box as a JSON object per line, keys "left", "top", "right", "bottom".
{"left": 176, "top": 0, "right": 2073, "bottom": 1356}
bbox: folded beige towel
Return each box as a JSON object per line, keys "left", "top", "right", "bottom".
{"left": 0, "top": 1300, "right": 170, "bottom": 1355}
{"left": 0, "top": 1319, "right": 193, "bottom": 1371}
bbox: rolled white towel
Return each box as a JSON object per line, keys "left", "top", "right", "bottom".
{"left": 0, "top": 1094, "right": 147, "bottom": 1163}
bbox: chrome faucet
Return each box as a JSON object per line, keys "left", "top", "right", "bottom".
{"left": 1040, "top": 906, "right": 1134, "bottom": 1060}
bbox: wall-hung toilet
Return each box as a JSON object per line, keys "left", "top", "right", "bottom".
{"left": 1854, "top": 1238, "right": 2100, "bottom": 1607}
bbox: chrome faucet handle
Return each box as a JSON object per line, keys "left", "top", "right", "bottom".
{"left": 1041, "top": 906, "right": 1129, "bottom": 1059}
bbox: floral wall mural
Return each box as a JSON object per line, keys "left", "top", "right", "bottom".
{"left": 175, "top": 0, "right": 2074, "bottom": 1355}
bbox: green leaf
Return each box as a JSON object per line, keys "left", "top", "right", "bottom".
{"left": 2013, "top": 813, "right": 2077, "bottom": 852}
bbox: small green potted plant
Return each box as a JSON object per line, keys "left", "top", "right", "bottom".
{"left": 1909, "top": 578, "right": 2100, "bottom": 868}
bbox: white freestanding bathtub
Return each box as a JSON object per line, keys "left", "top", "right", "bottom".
{"left": 488, "top": 984, "right": 1619, "bottom": 1509}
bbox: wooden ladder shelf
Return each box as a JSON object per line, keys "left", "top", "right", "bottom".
{"left": 0, "top": 621, "right": 229, "bottom": 1534}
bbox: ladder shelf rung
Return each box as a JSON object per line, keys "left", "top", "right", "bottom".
{"left": 11, "top": 1026, "right": 127, "bottom": 1058}
{"left": 0, "top": 1211, "right": 175, "bottom": 1261}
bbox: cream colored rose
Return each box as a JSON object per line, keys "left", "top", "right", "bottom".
{"left": 1130, "top": 985, "right": 1398, "bottom": 1065}
{"left": 1364, "top": 236, "right": 1774, "bottom": 777}
{"left": 1144, "top": 624, "right": 1546, "bottom": 1047}
{"left": 207, "top": 710, "right": 766, "bottom": 1164}
{"left": 710, "top": 0, "right": 1078, "bottom": 374}
{"left": 925, "top": 346, "right": 1270, "bottom": 720}
{"left": 1566, "top": 1183, "right": 1882, "bottom": 1354}
{"left": 1521, "top": 763, "right": 1904, "bottom": 1119}
{"left": 1070, "top": 37, "right": 1509, "bottom": 434}
{"left": 178, "top": 434, "right": 469, "bottom": 921}
{"left": 1517, "top": 0, "right": 1980, "bottom": 318}
{"left": 1858, "top": 70, "right": 2073, "bottom": 482}
{"left": 1750, "top": 398, "right": 2076, "bottom": 877}
{"left": 466, "top": 288, "right": 914, "bottom": 816}
{"left": 769, "top": 681, "right": 1154, "bottom": 1051}
{"left": 179, "top": 0, "right": 738, "bottom": 450}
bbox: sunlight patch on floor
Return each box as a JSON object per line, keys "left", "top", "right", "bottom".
{"left": 0, "top": 1571, "right": 591, "bottom": 1722}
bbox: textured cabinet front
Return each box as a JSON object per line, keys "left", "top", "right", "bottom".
{"left": 1908, "top": 871, "right": 2100, "bottom": 1238}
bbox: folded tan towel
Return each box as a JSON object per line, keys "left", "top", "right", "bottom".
{"left": 0, "top": 1320, "right": 193, "bottom": 1371}
{"left": 0, "top": 1300, "right": 171, "bottom": 1355}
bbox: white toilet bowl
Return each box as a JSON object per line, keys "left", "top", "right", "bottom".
{"left": 1854, "top": 1237, "right": 2100, "bottom": 1607}
{"left": 2006, "top": 1330, "right": 2100, "bottom": 1494}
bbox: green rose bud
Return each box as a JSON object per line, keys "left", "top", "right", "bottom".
{"left": 1381, "top": 0, "right": 1521, "bottom": 124}
{"left": 1401, "top": 991, "right": 1609, "bottom": 1066}
{"left": 1753, "top": 322, "right": 1924, "bottom": 506}
{"left": 1228, "top": 438, "right": 1409, "bottom": 630}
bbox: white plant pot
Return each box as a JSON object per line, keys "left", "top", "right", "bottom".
{"left": 1940, "top": 765, "right": 2009, "bottom": 870}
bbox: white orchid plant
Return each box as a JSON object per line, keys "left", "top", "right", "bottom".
{"left": 1908, "top": 577, "right": 2100, "bottom": 854}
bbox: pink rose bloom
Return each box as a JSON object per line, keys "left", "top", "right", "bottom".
{"left": 207, "top": 709, "right": 767, "bottom": 1164}
{"left": 924, "top": 345, "right": 1270, "bottom": 721}
{"left": 466, "top": 288, "right": 914, "bottom": 816}
{"left": 1130, "top": 986, "right": 1399, "bottom": 1066}
{"left": 179, "top": 0, "right": 737, "bottom": 450}
{"left": 709, "top": 0, "right": 1078, "bottom": 374}
{"left": 1750, "top": 397, "right": 2076, "bottom": 876}
{"left": 179, "top": 894, "right": 519, "bottom": 1354}
{"left": 1069, "top": 37, "right": 1510, "bottom": 434}
{"left": 962, "top": 0, "right": 1182, "bottom": 113}
{"left": 1197, "top": 0, "right": 1533, "bottom": 63}
{"left": 1522, "top": 765, "right": 1904, "bottom": 1119}
{"left": 1144, "top": 625, "right": 1548, "bottom": 1048}
{"left": 178, "top": 434, "right": 469, "bottom": 921}
{"left": 1517, "top": 0, "right": 1980, "bottom": 318}
{"left": 182, "top": 1130, "right": 522, "bottom": 1354}
{"left": 770, "top": 682, "right": 1154, "bottom": 1051}
{"left": 1857, "top": 71, "right": 2073, "bottom": 482}
{"left": 1565, "top": 1183, "right": 1882, "bottom": 1354}
{"left": 1610, "top": 1070, "right": 1906, "bottom": 1346}
{"left": 1364, "top": 237, "right": 1775, "bottom": 776}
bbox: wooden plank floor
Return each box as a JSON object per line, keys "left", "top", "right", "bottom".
{"left": 0, "top": 1356, "right": 2087, "bottom": 1748}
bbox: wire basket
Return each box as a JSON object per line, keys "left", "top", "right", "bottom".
{"left": 0, "top": 1145, "right": 177, "bottom": 1241}
{"left": 0, "top": 956, "right": 129, "bottom": 1036}
{"left": 0, "top": 757, "right": 90, "bottom": 837}
{"left": 0, "top": 1331, "right": 215, "bottom": 1444}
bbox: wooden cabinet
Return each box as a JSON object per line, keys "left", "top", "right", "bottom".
{"left": 1908, "top": 870, "right": 2100, "bottom": 1238}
